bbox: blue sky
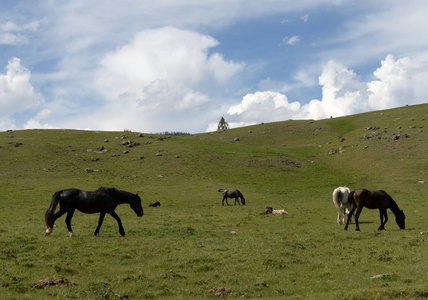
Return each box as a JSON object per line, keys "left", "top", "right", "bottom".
{"left": 0, "top": 1, "right": 427, "bottom": 133}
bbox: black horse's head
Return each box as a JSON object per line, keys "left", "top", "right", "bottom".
{"left": 396, "top": 210, "right": 405, "bottom": 229}
{"left": 241, "top": 197, "right": 246, "bottom": 205}
{"left": 131, "top": 194, "right": 144, "bottom": 217}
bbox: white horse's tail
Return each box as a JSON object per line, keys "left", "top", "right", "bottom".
{"left": 333, "top": 187, "right": 350, "bottom": 225}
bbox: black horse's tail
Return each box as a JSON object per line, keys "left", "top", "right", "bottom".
{"left": 45, "top": 191, "right": 62, "bottom": 232}
{"left": 347, "top": 190, "right": 355, "bottom": 208}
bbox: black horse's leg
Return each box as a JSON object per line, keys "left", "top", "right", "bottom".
{"left": 65, "top": 209, "right": 76, "bottom": 237}
{"left": 94, "top": 212, "right": 106, "bottom": 237}
{"left": 344, "top": 206, "right": 356, "bottom": 230}
{"left": 109, "top": 211, "right": 125, "bottom": 236}
{"left": 223, "top": 196, "right": 229, "bottom": 206}
{"left": 354, "top": 206, "right": 363, "bottom": 231}
{"left": 235, "top": 197, "right": 238, "bottom": 205}
{"left": 378, "top": 209, "right": 388, "bottom": 230}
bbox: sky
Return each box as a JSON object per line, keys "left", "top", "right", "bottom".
{"left": 0, "top": 1, "right": 427, "bottom": 133}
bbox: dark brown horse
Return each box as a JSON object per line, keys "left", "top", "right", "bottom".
{"left": 45, "top": 187, "right": 144, "bottom": 237}
{"left": 218, "top": 189, "right": 246, "bottom": 206}
{"left": 344, "top": 189, "right": 405, "bottom": 231}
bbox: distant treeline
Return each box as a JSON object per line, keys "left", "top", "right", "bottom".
{"left": 155, "top": 131, "right": 191, "bottom": 136}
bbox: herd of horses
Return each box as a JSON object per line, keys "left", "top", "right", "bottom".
{"left": 44, "top": 186, "right": 405, "bottom": 237}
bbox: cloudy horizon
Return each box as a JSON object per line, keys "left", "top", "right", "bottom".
{"left": 1, "top": 1, "right": 427, "bottom": 133}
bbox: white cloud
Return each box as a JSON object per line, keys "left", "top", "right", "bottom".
{"left": 0, "top": 32, "right": 27, "bottom": 45}
{"left": 72, "top": 27, "right": 245, "bottom": 132}
{"left": 96, "top": 27, "right": 244, "bottom": 100}
{"left": 224, "top": 54, "right": 426, "bottom": 128}
{"left": 227, "top": 91, "right": 300, "bottom": 126}
{"left": 368, "top": 54, "right": 413, "bottom": 110}
{"left": 0, "top": 21, "right": 40, "bottom": 45}
{"left": 1, "top": 21, "right": 41, "bottom": 32}
{"left": 24, "top": 109, "right": 55, "bottom": 129}
{"left": 283, "top": 35, "right": 300, "bottom": 46}
{"left": 0, "top": 58, "right": 42, "bottom": 119}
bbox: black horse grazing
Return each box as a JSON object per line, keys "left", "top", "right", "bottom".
{"left": 219, "top": 189, "right": 246, "bottom": 206}
{"left": 344, "top": 188, "right": 405, "bottom": 231}
{"left": 45, "top": 187, "right": 144, "bottom": 237}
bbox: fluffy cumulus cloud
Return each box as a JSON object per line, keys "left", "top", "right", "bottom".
{"left": 70, "top": 27, "right": 245, "bottom": 132}
{"left": 224, "top": 54, "right": 424, "bottom": 128}
{"left": 368, "top": 55, "right": 414, "bottom": 110}
{"left": 0, "top": 58, "right": 42, "bottom": 128}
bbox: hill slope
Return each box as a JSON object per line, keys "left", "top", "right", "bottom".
{"left": 0, "top": 103, "right": 427, "bottom": 299}
{"left": 2, "top": 104, "right": 426, "bottom": 200}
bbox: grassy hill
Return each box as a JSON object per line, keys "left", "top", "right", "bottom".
{"left": 0, "top": 104, "right": 427, "bottom": 299}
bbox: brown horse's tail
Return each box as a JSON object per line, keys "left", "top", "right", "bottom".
{"left": 45, "top": 191, "right": 62, "bottom": 235}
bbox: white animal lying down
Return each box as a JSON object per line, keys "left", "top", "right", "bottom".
{"left": 265, "top": 206, "right": 288, "bottom": 215}
{"left": 272, "top": 209, "right": 288, "bottom": 215}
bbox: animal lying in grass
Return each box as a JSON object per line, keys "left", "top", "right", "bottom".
{"left": 265, "top": 206, "right": 288, "bottom": 215}
{"left": 149, "top": 201, "right": 161, "bottom": 207}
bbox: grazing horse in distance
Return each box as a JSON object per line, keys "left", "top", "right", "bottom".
{"left": 332, "top": 186, "right": 352, "bottom": 225}
{"left": 45, "top": 187, "right": 144, "bottom": 237}
{"left": 218, "top": 189, "right": 246, "bottom": 206}
{"left": 344, "top": 188, "right": 405, "bottom": 231}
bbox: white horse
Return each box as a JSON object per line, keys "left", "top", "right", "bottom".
{"left": 332, "top": 187, "right": 352, "bottom": 225}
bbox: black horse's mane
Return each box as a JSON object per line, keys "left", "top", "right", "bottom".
{"left": 96, "top": 187, "right": 119, "bottom": 194}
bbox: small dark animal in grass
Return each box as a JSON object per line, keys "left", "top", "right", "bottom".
{"left": 218, "top": 189, "right": 246, "bottom": 206}
{"left": 45, "top": 187, "right": 144, "bottom": 237}
{"left": 344, "top": 188, "right": 405, "bottom": 231}
{"left": 265, "top": 206, "right": 274, "bottom": 214}
{"left": 149, "top": 201, "right": 161, "bottom": 207}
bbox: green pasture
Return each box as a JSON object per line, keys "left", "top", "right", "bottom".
{"left": 0, "top": 104, "right": 427, "bottom": 299}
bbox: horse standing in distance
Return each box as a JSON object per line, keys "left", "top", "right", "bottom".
{"left": 332, "top": 186, "right": 352, "bottom": 225}
{"left": 344, "top": 188, "right": 405, "bottom": 231}
{"left": 218, "top": 189, "right": 246, "bottom": 206}
{"left": 45, "top": 187, "right": 144, "bottom": 237}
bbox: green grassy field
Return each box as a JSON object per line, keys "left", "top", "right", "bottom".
{"left": 0, "top": 104, "right": 427, "bottom": 299}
